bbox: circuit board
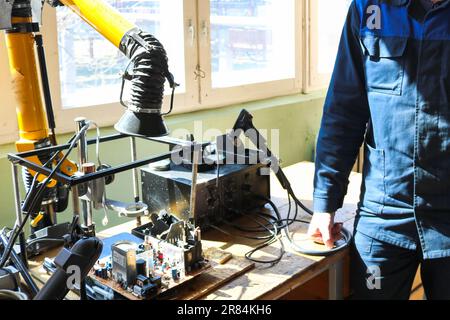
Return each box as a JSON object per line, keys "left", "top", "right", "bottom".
{"left": 88, "top": 232, "right": 211, "bottom": 300}
{"left": 89, "top": 261, "right": 212, "bottom": 300}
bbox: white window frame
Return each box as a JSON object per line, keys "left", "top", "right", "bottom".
{"left": 0, "top": 0, "right": 310, "bottom": 144}
{"left": 42, "top": 1, "right": 199, "bottom": 134}
{"left": 197, "top": 0, "right": 303, "bottom": 109}
{"left": 304, "top": 0, "right": 329, "bottom": 92}
{"left": 304, "top": 0, "right": 351, "bottom": 93}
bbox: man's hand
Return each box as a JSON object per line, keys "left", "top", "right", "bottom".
{"left": 307, "top": 212, "right": 342, "bottom": 249}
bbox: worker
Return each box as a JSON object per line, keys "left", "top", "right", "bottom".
{"left": 308, "top": 0, "right": 450, "bottom": 299}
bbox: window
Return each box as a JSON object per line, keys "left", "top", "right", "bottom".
{"left": 209, "top": 0, "right": 295, "bottom": 88}
{"left": 57, "top": 0, "right": 186, "bottom": 109}
{"left": 0, "top": 0, "right": 351, "bottom": 143}
{"left": 306, "top": 0, "right": 352, "bottom": 91}
{"left": 51, "top": 0, "right": 302, "bottom": 117}
{"left": 198, "top": 0, "right": 301, "bottom": 107}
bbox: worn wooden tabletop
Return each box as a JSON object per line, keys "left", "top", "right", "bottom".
{"left": 97, "top": 161, "right": 362, "bottom": 300}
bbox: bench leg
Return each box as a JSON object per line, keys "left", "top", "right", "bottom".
{"left": 329, "top": 259, "right": 344, "bottom": 300}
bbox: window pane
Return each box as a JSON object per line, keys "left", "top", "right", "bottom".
{"left": 57, "top": 0, "right": 185, "bottom": 109}
{"left": 210, "top": 0, "right": 295, "bottom": 88}
{"left": 317, "top": 0, "right": 352, "bottom": 74}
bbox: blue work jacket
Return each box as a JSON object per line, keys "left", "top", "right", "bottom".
{"left": 313, "top": 0, "right": 450, "bottom": 259}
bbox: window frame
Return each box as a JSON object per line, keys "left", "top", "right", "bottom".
{"left": 0, "top": 0, "right": 322, "bottom": 145}
{"left": 42, "top": 1, "right": 200, "bottom": 135}
{"left": 304, "top": 0, "right": 329, "bottom": 92}
{"left": 197, "top": 0, "right": 303, "bottom": 109}
{"left": 304, "top": 0, "right": 351, "bottom": 93}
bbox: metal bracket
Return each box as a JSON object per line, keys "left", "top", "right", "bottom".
{"left": 0, "top": 0, "right": 14, "bottom": 30}
{"left": 0, "top": 0, "right": 45, "bottom": 30}
{"left": 163, "top": 221, "right": 185, "bottom": 245}
{"left": 105, "top": 199, "right": 149, "bottom": 219}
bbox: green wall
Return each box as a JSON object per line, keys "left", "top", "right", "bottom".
{"left": 0, "top": 92, "right": 325, "bottom": 232}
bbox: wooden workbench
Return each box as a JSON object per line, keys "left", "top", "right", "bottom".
{"left": 96, "top": 161, "right": 362, "bottom": 300}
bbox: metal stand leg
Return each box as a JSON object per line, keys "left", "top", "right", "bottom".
{"left": 11, "top": 163, "right": 28, "bottom": 267}
{"left": 75, "top": 117, "right": 95, "bottom": 236}
{"left": 189, "top": 143, "right": 201, "bottom": 220}
{"left": 0, "top": 233, "right": 39, "bottom": 296}
{"left": 130, "top": 137, "right": 141, "bottom": 226}
{"left": 329, "top": 258, "right": 344, "bottom": 300}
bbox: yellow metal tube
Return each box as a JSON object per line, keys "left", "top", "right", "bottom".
{"left": 5, "top": 17, "right": 48, "bottom": 142}
{"left": 59, "top": 0, "right": 136, "bottom": 48}
{"left": 5, "top": 18, "right": 77, "bottom": 186}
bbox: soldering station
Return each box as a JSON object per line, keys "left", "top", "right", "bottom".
{"left": 0, "top": 0, "right": 351, "bottom": 301}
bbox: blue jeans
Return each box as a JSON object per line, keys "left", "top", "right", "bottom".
{"left": 351, "top": 231, "right": 450, "bottom": 300}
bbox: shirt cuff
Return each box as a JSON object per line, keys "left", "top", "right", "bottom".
{"left": 313, "top": 196, "right": 343, "bottom": 213}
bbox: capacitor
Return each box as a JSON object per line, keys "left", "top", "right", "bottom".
{"left": 171, "top": 268, "right": 180, "bottom": 281}
{"left": 81, "top": 162, "right": 96, "bottom": 174}
{"left": 136, "top": 259, "right": 146, "bottom": 276}
{"left": 150, "top": 275, "right": 162, "bottom": 287}
{"left": 146, "top": 256, "right": 155, "bottom": 278}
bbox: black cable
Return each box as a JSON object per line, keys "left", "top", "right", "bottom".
{"left": 26, "top": 238, "right": 65, "bottom": 249}
{"left": 255, "top": 193, "right": 352, "bottom": 257}
{"left": 225, "top": 211, "right": 277, "bottom": 238}
{"left": 212, "top": 207, "right": 286, "bottom": 265}
{"left": 287, "top": 185, "right": 314, "bottom": 216}
{"left": 162, "top": 84, "right": 178, "bottom": 116}
{"left": 223, "top": 208, "right": 280, "bottom": 238}
{"left": 0, "top": 124, "right": 89, "bottom": 268}
{"left": 210, "top": 222, "right": 284, "bottom": 265}
{"left": 242, "top": 213, "right": 284, "bottom": 265}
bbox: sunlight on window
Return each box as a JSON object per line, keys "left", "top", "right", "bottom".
{"left": 57, "top": 0, "right": 185, "bottom": 109}
{"left": 210, "top": 0, "right": 295, "bottom": 88}
{"left": 317, "top": 0, "right": 352, "bottom": 74}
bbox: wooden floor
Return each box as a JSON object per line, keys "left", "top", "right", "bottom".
{"left": 280, "top": 266, "right": 424, "bottom": 300}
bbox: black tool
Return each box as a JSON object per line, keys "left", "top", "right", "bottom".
{"left": 34, "top": 237, "right": 102, "bottom": 300}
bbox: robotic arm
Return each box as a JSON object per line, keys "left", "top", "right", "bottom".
{"left": 1, "top": 0, "right": 175, "bottom": 233}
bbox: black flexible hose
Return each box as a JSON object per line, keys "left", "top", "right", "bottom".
{"left": 120, "top": 29, "right": 175, "bottom": 112}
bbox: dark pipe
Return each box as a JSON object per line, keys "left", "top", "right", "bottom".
{"left": 34, "top": 34, "right": 57, "bottom": 144}
{"left": 0, "top": 233, "right": 39, "bottom": 296}
{"left": 34, "top": 237, "right": 102, "bottom": 300}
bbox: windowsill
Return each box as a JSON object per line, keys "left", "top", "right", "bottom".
{"left": 0, "top": 90, "right": 327, "bottom": 158}
{"left": 166, "top": 90, "right": 326, "bottom": 125}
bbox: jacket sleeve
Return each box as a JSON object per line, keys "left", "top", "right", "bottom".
{"left": 313, "top": 1, "right": 370, "bottom": 213}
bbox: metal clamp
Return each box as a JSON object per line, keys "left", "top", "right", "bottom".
{"left": 105, "top": 199, "right": 149, "bottom": 219}
{"left": 0, "top": 0, "right": 14, "bottom": 30}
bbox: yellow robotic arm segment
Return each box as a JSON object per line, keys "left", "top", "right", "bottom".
{"left": 58, "top": 0, "right": 136, "bottom": 49}
{"left": 4, "top": 0, "right": 170, "bottom": 188}
{"left": 5, "top": 14, "right": 77, "bottom": 187}
{"left": 6, "top": 16, "right": 48, "bottom": 142}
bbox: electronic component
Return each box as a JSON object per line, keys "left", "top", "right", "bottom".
{"left": 171, "top": 268, "right": 180, "bottom": 281}
{"left": 150, "top": 275, "right": 162, "bottom": 287}
{"left": 141, "top": 157, "right": 270, "bottom": 230}
{"left": 133, "top": 282, "right": 158, "bottom": 299}
{"left": 132, "top": 211, "right": 204, "bottom": 272}
{"left": 136, "top": 259, "right": 146, "bottom": 276}
{"left": 93, "top": 265, "right": 109, "bottom": 279}
{"left": 136, "top": 274, "right": 149, "bottom": 287}
{"left": 111, "top": 241, "right": 137, "bottom": 288}
{"left": 0, "top": 266, "right": 20, "bottom": 291}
